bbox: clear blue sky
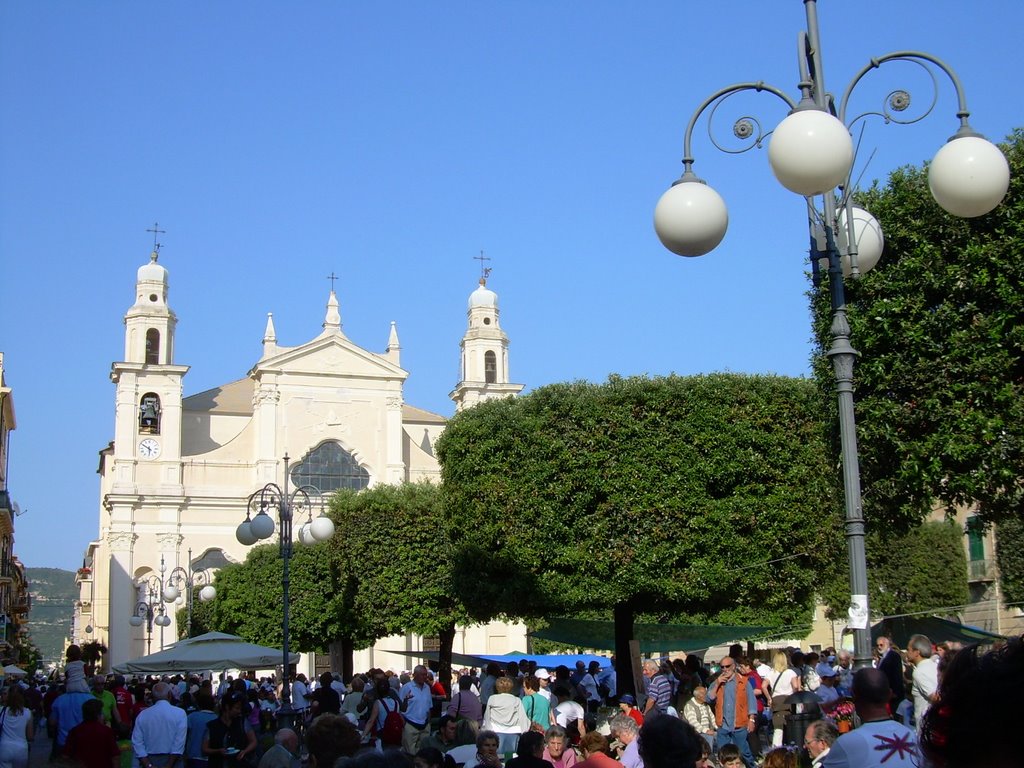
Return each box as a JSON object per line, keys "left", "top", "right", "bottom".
{"left": 2, "top": 1, "right": 1021, "bottom": 571}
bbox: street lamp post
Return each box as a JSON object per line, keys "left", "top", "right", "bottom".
{"left": 653, "top": 0, "right": 1009, "bottom": 669}
{"left": 236, "top": 455, "right": 336, "bottom": 729}
{"left": 162, "top": 549, "right": 217, "bottom": 638}
{"left": 128, "top": 577, "right": 170, "bottom": 656}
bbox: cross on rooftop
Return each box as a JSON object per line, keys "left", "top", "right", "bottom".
{"left": 474, "top": 250, "right": 492, "bottom": 282}
{"left": 146, "top": 222, "right": 166, "bottom": 253}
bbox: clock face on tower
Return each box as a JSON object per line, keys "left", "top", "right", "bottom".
{"left": 138, "top": 438, "right": 161, "bottom": 459}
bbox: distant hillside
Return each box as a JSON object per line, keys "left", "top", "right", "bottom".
{"left": 26, "top": 568, "right": 76, "bottom": 667}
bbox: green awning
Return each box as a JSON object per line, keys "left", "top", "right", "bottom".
{"left": 870, "top": 615, "right": 1007, "bottom": 648}
{"left": 528, "top": 617, "right": 774, "bottom": 653}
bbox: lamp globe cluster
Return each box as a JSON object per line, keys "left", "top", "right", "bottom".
{"left": 654, "top": 115, "right": 1009, "bottom": 262}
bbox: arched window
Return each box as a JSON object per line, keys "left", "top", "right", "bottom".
{"left": 290, "top": 442, "right": 369, "bottom": 492}
{"left": 145, "top": 329, "right": 161, "bottom": 364}
{"left": 484, "top": 350, "right": 497, "bottom": 384}
{"left": 139, "top": 393, "right": 161, "bottom": 434}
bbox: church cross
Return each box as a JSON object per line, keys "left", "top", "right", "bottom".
{"left": 146, "top": 222, "right": 166, "bottom": 253}
{"left": 327, "top": 271, "right": 339, "bottom": 291}
{"left": 474, "top": 250, "right": 492, "bottom": 282}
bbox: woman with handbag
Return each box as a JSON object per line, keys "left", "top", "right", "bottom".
{"left": 0, "top": 686, "right": 34, "bottom": 768}
{"left": 766, "top": 651, "right": 801, "bottom": 747}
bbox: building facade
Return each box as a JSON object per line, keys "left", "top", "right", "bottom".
{"left": 0, "top": 354, "right": 31, "bottom": 665}
{"left": 75, "top": 252, "right": 525, "bottom": 671}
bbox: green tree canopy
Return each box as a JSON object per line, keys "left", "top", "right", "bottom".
{"left": 811, "top": 129, "right": 1024, "bottom": 531}
{"left": 436, "top": 373, "right": 842, "bottom": 685}
{"left": 821, "top": 520, "right": 968, "bottom": 619}
{"left": 328, "top": 481, "right": 472, "bottom": 692}
{"left": 208, "top": 538, "right": 372, "bottom": 657}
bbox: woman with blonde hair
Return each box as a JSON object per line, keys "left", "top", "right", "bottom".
{"left": 766, "top": 650, "right": 801, "bottom": 747}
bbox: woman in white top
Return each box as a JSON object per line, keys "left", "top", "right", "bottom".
{"left": 766, "top": 650, "right": 801, "bottom": 747}
{"left": 0, "top": 686, "right": 35, "bottom": 768}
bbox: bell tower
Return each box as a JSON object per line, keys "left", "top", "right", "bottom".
{"left": 450, "top": 275, "right": 523, "bottom": 411}
{"left": 109, "top": 245, "right": 189, "bottom": 492}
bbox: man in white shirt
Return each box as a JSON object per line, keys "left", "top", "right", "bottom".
{"left": 399, "top": 665, "right": 434, "bottom": 755}
{"left": 906, "top": 634, "right": 938, "bottom": 731}
{"left": 132, "top": 682, "right": 187, "bottom": 768}
{"left": 291, "top": 674, "right": 310, "bottom": 716}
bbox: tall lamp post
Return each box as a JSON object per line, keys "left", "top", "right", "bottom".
{"left": 128, "top": 576, "right": 171, "bottom": 655}
{"left": 653, "top": 0, "right": 1009, "bottom": 669}
{"left": 161, "top": 549, "right": 217, "bottom": 638}
{"left": 236, "top": 455, "right": 335, "bottom": 729}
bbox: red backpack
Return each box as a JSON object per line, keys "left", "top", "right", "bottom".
{"left": 379, "top": 696, "right": 404, "bottom": 746}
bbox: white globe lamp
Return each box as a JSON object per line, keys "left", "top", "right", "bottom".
{"left": 837, "top": 206, "right": 885, "bottom": 276}
{"left": 199, "top": 585, "right": 217, "bottom": 602}
{"left": 249, "top": 511, "right": 276, "bottom": 540}
{"left": 162, "top": 585, "right": 180, "bottom": 603}
{"left": 129, "top": 615, "right": 143, "bottom": 627}
{"left": 768, "top": 110, "right": 854, "bottom": 196}
{"left": 310, "top": 515, "right": 336, "bottom": 541}
{"left": 236, "top": 520, "right": 258, "bottom": 546}
{"left": 653, "top": 179, "right": 729, "bottom": 256}
{"left": 929, "top": 135, "right": 1010, "bottom": 217}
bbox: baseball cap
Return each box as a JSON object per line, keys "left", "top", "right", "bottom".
{"left": 535, "top": 668, "right": 550, "bottom": 680}
{"left": 620, "top": 694, "right": 636, "bottom": 705}
{"left": 815, "top": 662, "right": 838, "bottom": 678}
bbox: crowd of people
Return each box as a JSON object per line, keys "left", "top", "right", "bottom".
{"left": 6, "top": 633, "right": 1017, "bottom": 768}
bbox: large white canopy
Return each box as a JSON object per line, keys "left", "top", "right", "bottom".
{"left": 113, "top": 631, "right": 299, "bottom": 674}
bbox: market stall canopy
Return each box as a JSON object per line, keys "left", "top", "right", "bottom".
{"left": 870, "top": 615, "right": 1007, "bottom": 648}
{"left": 3, "top": 664, "right": 27, "bottom": 677}
{"left": 379, "top": 649, "right": 609, "bottom": 669}
{"left": 113, "top": 631, "right": 299, "bottom": 674}
{"left": 528, "top": 618, "right": 774, "bottom": 653}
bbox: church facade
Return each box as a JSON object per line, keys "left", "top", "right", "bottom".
{"left": 74, "top": 251, "right": 525, "bottom": 672}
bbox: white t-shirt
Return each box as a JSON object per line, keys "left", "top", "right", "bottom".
{"left": 292, "top": 680, "right": 310, "bottom": 709}
{"left": 554, "top": 700, "right": 585, "bottom": 728}
{"left": 821, "top": 719, "right": 918, "bottom": 768}
{"left": 771, "top": 668, "right": 799, "bottom": 696}
{"left": 911, "top": 656, "right": 938, "bottom": 730}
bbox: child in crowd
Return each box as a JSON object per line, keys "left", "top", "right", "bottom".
{"left": 64, "top": 644, "right": 90, "bottom": 693}
{"left": 717, "top": 744, "right": 742, "bottom": 768}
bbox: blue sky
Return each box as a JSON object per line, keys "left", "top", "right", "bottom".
{"left": 2, "top": 1, "right": 1021, "bottom": 571}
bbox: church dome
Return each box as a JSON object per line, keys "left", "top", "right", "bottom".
{"left": 137, "top": 252, "right": 167, "bottom": 283}
{"left": 469, "top": 281, "right": 498, "bottom": 309}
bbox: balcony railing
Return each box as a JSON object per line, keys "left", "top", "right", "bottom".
{"left": 968, "top": 558, "right": 996, "bottom": 582}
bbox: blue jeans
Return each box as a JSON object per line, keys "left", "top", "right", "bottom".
{"left": 716, "top": 727, "right": 756, "bottom": 768}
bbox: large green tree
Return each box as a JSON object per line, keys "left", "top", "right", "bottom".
{"left": 436, "top": 373, "right": 841, "bottom": 693}
{"left": 207, "top": 538, "right": 376, "bottom": 678}
{"left": 819, "top": 521, "right": 968, "bottom": 618}
{"left": 327, "top": 481, "right": 473, "bottom": 694}
{"left": 811, "top": 129, "right": 1024, "bottom": 532}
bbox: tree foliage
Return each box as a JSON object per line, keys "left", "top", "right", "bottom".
{"left": 436, "top": 374, "right": 842, "bottom": 649}
{"left": 208, "top": 538, "right": 369, "bottom": 654}
{"left": 328, "top": 481, "right": 471, "bottom": 692}
{"left": 995, "top": 514, "right": 1024, "bottom": 607}
{"left": 811, "top": 129, "right": 1024, "bottom": 531}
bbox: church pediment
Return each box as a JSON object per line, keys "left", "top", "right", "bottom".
{"left": 250, "top": 333, "right": 408, "bottom": 382}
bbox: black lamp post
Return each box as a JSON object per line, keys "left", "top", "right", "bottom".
{"left": 236, "top": 455, "right": 335, "bottom": 729}
{"left": 161, "top": 549, "right": 216, "bottom": 638}
{"left": 653, "top": 0, "right": 1009, "bottom": 668}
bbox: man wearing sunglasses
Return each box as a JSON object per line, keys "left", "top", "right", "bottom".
{"left": 707, "top": 658, "right": 758, "bottom": 768}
